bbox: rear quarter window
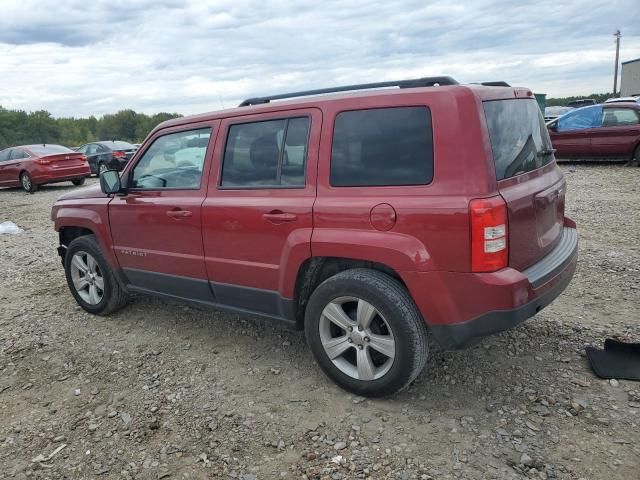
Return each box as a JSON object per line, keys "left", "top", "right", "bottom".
{"left": 483, "top": 99, "right": 554, "bottom": 181}
{"left": 330, "top": 106, "right": 434, "bottom": 187}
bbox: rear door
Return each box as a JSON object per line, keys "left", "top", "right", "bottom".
{"left": 549, "top": 105, "right": 603, "bottom": 157}
{"left": 484, "top": 98, "right": 566, "bottom": 271}
{"left": 590, "top": 106, "right": 640, "bottom": 157}
{"left": 201, "top": 109, "right": 320, "bottom": 313}
{"left": 85, "top": 144, "right": 101, "bottom": 172}
{"left": 108, "top": 123, "right": 217, "bottom": 300}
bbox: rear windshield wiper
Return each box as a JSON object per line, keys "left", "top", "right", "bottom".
{"left": 539, "top": 147, "right": 556, "bottom": 156}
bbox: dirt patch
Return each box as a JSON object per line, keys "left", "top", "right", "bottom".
{"left": 0, "top": 165, "right": 639, "bottom": 479}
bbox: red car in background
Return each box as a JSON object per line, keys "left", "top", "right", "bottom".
{"left": 0, "top": 144, "right": 91, "bottom": 192}
{"left": 547, "top": 102, "right": 640, "bottom": 162}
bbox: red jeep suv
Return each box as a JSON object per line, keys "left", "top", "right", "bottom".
{"left": 51, "top": 77, "right": 578, "bottom": 396}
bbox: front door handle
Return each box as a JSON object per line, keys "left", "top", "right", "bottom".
{"left": 166, "top": 209, "right": 193, "bottom": 219}
{"left": 262, "top": 211, "right": 297, "bottom": 223}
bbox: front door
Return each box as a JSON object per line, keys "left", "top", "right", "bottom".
{"left": 108, "top": 122, "right": 217, "bottom": 301}
{"left": 550, "top": 105, "right": 602, "bottom": 158}
{"left": 201, "top": 109, "right": 321, "bottom": 318}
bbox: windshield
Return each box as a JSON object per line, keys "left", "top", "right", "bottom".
{"left": 483, "top": 99, "right": 554, "bottom": 181}
{"left": 28, "top": 145, "right": 75, "bottom": 155}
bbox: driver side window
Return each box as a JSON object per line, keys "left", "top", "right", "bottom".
{"left": 131, "top": 128, "right": 212, "bottom": 189}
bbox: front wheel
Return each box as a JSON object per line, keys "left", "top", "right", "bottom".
{"left": 72, "top": 177, "right": 86, "bottom": 186}
{"left": 633, "top": 144, "right": 640, "bottom": 167}
{"left": 98, "top": 163, "right": 108, "bottom": 176}
{"left": 304, "top": 269, "right": 429, "bottom": 397}
{"left": 64, "top": 235, "right": 129, "bottom": 315}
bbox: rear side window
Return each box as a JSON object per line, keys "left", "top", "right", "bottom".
{"left": 10, "top": 149, "right": 27, "bottom": 160}
{"left": 483, "top": 99, "right": 554, "bottom": 181}
{"left": 602, "top": 108, "right": 640, "bottom": 126}
{"left": 330, "top": 107, "right": 433, "bottom": 187}
{"left": 221, "top": 117, "right": 310, "bottom": 188}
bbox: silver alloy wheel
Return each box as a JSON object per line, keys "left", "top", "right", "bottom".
{"left": 319, "top": 296, "right": 395, "bottom": 381}
{"left": 70, "top": 251, "right": 104, "bottom": 305}
{"left": 98, "top": 163, "right": 108, "bottom": 175}
{"left": 21, "top": 173, "right": 31, "bottom": 191}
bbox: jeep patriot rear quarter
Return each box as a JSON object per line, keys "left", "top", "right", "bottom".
{"left": 52, "top": 77, "right": 578, "bottom": 397}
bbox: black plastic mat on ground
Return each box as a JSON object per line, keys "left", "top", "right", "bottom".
{"left": 586, "top": 339, "right": 640, "bottom": 381}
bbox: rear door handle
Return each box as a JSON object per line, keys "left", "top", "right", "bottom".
{"left": 166, "top": 209, "right": 192, "bottom": 219}
{"left": 262, "top": 211, "right": 297, "bottom": 223}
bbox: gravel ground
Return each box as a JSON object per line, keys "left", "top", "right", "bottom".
{"left": 0, "top": 164, "right": 639, "bottom": 480}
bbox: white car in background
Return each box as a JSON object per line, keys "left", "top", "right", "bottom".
{"left": 604, "top": 96, "right": 640, "bottom": 104}
{"left": 544, "top": 105, "right": 575, "bottom": 122}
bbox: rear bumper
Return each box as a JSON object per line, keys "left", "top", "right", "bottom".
{"left": 404, "top": 223, "right": 578, "bottom": 350}
{"left": 32, "top": 165, "right": 91, "bottom": 184}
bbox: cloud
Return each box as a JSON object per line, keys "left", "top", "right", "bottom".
{"left": 0, "top": 0, "right": 638, "bottom": 117}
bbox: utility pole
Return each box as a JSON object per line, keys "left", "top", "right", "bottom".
{"left": 613, "top": 30, "right": 621, "bottom": 96}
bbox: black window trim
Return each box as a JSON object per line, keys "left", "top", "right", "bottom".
{"left": 218, "top": 114, "right": 311, "bottom": 190}
{"left": 127, "top": 126, "right": 213, "bottom": 192}
{"left": 328, "top": 105, "right": 435, "bottom": 189}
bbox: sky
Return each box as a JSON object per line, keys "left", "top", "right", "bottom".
{"left": 0, "top": 0, "right": 639, "bottom": 118}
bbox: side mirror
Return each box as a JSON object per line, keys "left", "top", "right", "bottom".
{"left": 548, "top": 122, "right": 558, "bottom": 132}
{"left": 100, "top": 170, "right": 123, "bottom": 194}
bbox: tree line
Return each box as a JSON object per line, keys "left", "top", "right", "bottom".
{"left": 0, "top": 92, "right": 617, "bottom": 150}
{"left": 0, "top": 107, "right": 182, "bottom": 150}
{"left": 545, "top": 92, "right": 613, "bottom": 107}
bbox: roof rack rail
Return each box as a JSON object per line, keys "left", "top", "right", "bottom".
{"left": 238, "top": 76, "right": 459, "bottom": 107}
{"left": 479, "top": 81, "right": 511, "bottom": 87}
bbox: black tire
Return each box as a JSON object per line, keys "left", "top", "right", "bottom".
{"left": 633, "top": 144, "right": 640, "bottom": 167}
{"left": 64, "top": 235, "right": 129, "bottom": 315}
{"left": 98, "top": 162, "right": 108, "bottom": 176}
{"left": 72, "top": 177, "right": 86, "bottom": 186}
{"left": 304, "top": 268, "right": 429, "bottom": 397}
{"left": 20, "top": 172, "right": 37, "bottom": 193}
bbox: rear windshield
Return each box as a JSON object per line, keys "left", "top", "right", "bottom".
{"left": 28, "top": 145, "right": 74, "bottom": 155}
{"left": 483, "top": 99, "right": 554, "bottom": 180}
{"left": 101, "top": 141, "right": 136, "bottom": 150}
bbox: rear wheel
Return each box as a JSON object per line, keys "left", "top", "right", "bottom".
{"left": 20, "top": 172, "right": 37, "bottom": 193}
{"left": 64, "top": 235, "right": 129, "bottom": 315}
{"left": 633, "top": 144, "right": 640, "bottom": 167}
{"left": 304, "top": 269, "right": 429, "bottom": 397}
{"left": 72, "top": 177, "right": 86, "bottom": 186}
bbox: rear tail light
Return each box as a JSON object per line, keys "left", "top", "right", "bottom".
{"left": 35, "top": 158, "right": 51, "bottom": 165}
{"left": 80, "top": 155, "right": 87, "bottom": 162}
{"left": 112, "top": 151, "right": 126, "bottom": 159}
{"left": 470, "top": 196, "right": 508, "bottom": 272}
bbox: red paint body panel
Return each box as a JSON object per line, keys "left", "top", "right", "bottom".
{"left": 52, "top": 200, "right": 118, "bottom": 267}
{"left": 202, "top": 109, "right": 321, "bottom": 296}
{"left": 497, "top": 163, "right": 565, "bottom": 271}
{"left": 51, "top": 83, "right": 577, "bottom": 338}
{"left": 108, "top": 121, "right": 218, "bottom": 281}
